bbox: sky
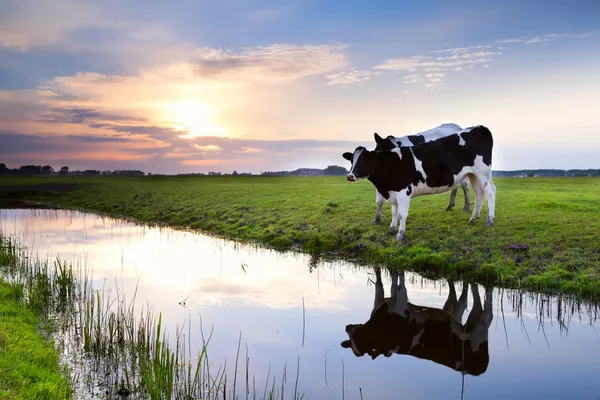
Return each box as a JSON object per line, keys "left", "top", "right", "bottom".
{"left": 1, "top": 0, "right": 599, "bottom": 174}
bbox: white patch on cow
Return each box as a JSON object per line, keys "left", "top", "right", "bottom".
{"left": 391, "top": 147, "right": 402, "bottom": 160}
{"left": 347, "top": 147, "right": 364, "bottom": 181}
{"left": 458, "top": 134, "right": 466, "bottom": 146}
{"left": 410, "top": 149, "right": 427, "bottom": 183}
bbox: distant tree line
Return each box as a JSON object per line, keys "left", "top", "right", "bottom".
{"left": 0, "top": 163, "right": 144, "bottom": 177}
{"left": 493, "top": 169, "right": 600, "bottom": 177}
{"left": 2, "top": 162, "right": 598, "bottom": 178}
{"left": 261, "top": 165, "right": 348, "bottom": 176}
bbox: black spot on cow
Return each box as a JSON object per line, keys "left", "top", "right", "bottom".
{"left": 407, "top": 134, "right": 425, "bottom": 145}
{"left": 406, "top": 185, "right": 412, "bottom": 196}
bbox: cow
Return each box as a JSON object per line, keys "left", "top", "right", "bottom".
{"left": 342, "top": 125, "right": 496, "bottom": 242}
{"left": 371, "top": 123, "right": 471, "bottom": 225}
{"left": 341, "top": 267, "right": 494, "bottom": 376}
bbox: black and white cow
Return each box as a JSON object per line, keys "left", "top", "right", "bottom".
{"left": 371, "top": 123, "right": 471, "bottom": 225}
{"left": 342, "top": 125, "right": 496, "bottom": 242}
{"left": 341, "top": 268, "right": 493, "bottom": 376}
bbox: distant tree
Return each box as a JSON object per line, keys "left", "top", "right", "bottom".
{"left": 41, "top": 165, "right": 54, "bottom": 174}
{"left": 19, "top": 165, "right": 42, "bottom": 175}
{"left": 232, "top": 170, "right": 239, "bottom": 176}
{"left": 0, "top": 163, "right": 7, "bottom": 174}
{"left": 323, "top": 165, "right": 348, "bottom": 176}
{"left": 527, "top": 172, "right": 534, "bottom": 177}
{"left": 59, "top": 166, "right": 69, "bottom": 176}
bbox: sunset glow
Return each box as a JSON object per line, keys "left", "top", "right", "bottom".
{"left": 0, "top": 0, "right": 598, "bottom": 174}
{"left": 165, "top": 100, "right": 226, "bottom": 139}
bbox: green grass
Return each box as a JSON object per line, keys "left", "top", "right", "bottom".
{"left": 2, "top": 175, "right": 600, "bottom": 299}
{"left": 0, "top": 236, "right": 71, "bottom": 399}
{"left": 0, "top": 279, "right": 71, "bottom": 399}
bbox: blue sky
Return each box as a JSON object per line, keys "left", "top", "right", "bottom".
{"left": 0, "top": 0, "right": 599, "bottom": 173}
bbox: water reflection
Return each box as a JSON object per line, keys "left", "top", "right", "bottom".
{"left": 342, "top": 268, "right": 492, "bottom": 377}
{"left": 1, "top": 208, "right": 600, "bottom": 399}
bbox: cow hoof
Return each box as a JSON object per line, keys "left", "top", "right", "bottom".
{"left": 445, "top": 204, "right": 454, "bottom": 211}
{"left": 485, "top": 217, "right": 494, "bottom": 227}
{"left": 373, "top": 218, "right": 381, "bottom": 225}
{"left": 386, "top": 228, "right": 396, "bottom": 236}
{"left": 396, "top": 235, "right": 405, "bottom": 242}
{"left": 463, "top": 205, "right": 471, "bottom": 212}
{"left": 468, "top": 217, "right": 478, "bottom": 224}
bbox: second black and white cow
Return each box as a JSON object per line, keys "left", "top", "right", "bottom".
{"left": 341, "top": 268, "right": 493, "bottom": 376}
{"left": 371, "top": 123, "right": 471, "bottom": 225}
{"left": 342, "top": 125, "right": 496, "bottom": 242}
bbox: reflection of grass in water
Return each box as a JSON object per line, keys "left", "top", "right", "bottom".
{"left": 0, "top": 234, "right": 305, "bottom": 399}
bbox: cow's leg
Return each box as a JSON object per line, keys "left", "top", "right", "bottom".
{"left": 481, "top": 172, "right": 496, "bottom": 227}
{"left": 390, "top": 269, "right": 398, "bottom": 294}
{"left": 396, "top": 190, "right": 411, "bottom": 242}
{"left": 374, "top": 191, "right": 384, "bottom": 224}
{"left": 445, "top": 188, "right": 458, "bottom": 211}
{"left": 468, "top": 175, "right": 485, "bottom": 224}
{"left": 387, "top": 202, "right": 399, "bottom": 236}
{"left": 456, "top": 282, "right": 469, "bottom": 320}
{"left": 483, "top": 286, "right": 494, "bottom": 329}
{"left": 393, "top": 270, "right": 409, "bottom": 317}
{"left": 461, "top": 179, "right": 471, "bottom": 211}
{"left": 443, "top": 280, "right": 459, "bottom": 314}
{"left": 374, "top": 268, "right": 384, "bottom": 308}
{"left": 465, "top": 283, "right": 483, "bottom": 333}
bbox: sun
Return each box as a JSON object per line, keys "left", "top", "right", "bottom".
{"left": 165, "top": 100, "right": 226, "bottom": 138}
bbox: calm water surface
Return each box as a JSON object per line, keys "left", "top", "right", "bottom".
{"left": 1, "top": 208, "right": 599, "bottom": 400}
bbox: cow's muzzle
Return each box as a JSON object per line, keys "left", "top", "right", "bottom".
{"left": 346, "top": 174, "right": 357, "bottom": 182}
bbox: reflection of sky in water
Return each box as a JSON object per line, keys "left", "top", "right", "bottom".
{"left": 1, "top": 208, "right": 599, "bottom": 399}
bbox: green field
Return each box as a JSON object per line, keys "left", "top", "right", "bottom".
{"left": 2, "top": 175, "right": 600, "bottom": 299}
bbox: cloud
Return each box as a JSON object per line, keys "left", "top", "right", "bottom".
{"left": 326, "top": 68, "right": 379, "bottom": 86}
{"left": 496, "top": 32, "right": 594, "bottom": 45}
{"left": 373, "top": 31, "right": 592, "bottom": 89}
{"left": 39, "top": 107, "right": 146, "bottom": 125}
{"left": 192, "top": 44, "right": 348, "bottom": 84}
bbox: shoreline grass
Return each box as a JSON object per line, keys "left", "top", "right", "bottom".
{"left": 0, "top": 237, "right": 72, "bottom": 399}
{"left": 1, "top": 175, "right": 600, "bottom": 300}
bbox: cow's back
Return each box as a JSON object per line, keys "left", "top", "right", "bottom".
{"left": 393, "top": 123, "right": 463, "bottom": 147}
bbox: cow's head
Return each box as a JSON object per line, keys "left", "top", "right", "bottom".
{"left": 373, "top": 132, "right": 398, "bottom": 152}
{"left": 342, "top": 146, "right": 374, "bottom": 182}
{"left": 341, "top": 303, "right": 412, "bottom": 359}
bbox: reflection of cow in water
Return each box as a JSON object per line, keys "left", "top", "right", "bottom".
{"left": 341, "top": 268, "right": 493, "bottom": 376}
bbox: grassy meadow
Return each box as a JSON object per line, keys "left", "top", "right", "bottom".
{"left": 1, "top": 175, "right": 600, "bottom": 299}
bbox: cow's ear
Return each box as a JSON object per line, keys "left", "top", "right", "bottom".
{"left": 342, "top": 152, "right": 353, "bottom": 161}
{"left": 341, "top": 340, "right": 351, "bottom": 348}
{"left": 374, "top": 132, "right": 383, "bottom": 143}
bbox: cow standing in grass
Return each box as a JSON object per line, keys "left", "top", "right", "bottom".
{"left": 341, "top": 268, "right": 493, "bottom": 376}
{"left": 342, "top": 125, "right": 496, "bottom": 242}
{"left": 371, "top": 123, "right": 472, "bottom": 225}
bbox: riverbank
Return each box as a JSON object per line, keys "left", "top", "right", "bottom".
{"left": 0, "top": 237, "right": 71, "bottom": 399}
{"left": 2, "top": 175, "right": 600, "bottom": 299}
